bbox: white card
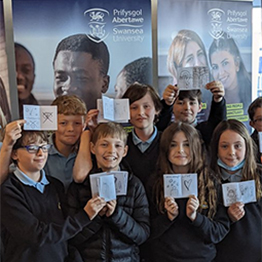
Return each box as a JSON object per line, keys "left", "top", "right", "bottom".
{"left": 97, "top": 96, "right": 130, "bottom": 123}
{"left": 222, "top": 180, "right": 257, "bottom": 207}
{"left": 23, "top": 105, "right": 57, "bottom": 130}
{"left": 258, "top": 132, "right": 262, "bottom": 153}
{"left": 110, "top": 171, "right": 128, "bottom": 196}
{"left": 90, "top": 171, "right": 129, "bottom": 199}
{"left": 177, "top": 66, "right": 209, "bottom": 90}
{"left": 98, "top": 174, "right": 116, "bottom": 202}
{"left": 164, "top": 173, "right": 198, "bottom": 198}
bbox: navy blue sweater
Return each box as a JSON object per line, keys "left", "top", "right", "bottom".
{"left": 1, "top": 174, "right": 90, "bottom": 262}
{"left": 215, "top": 167, "right": 262, "bottom": 262}
{"left": 148, "top": 198, "right": 230, "bottom": 262}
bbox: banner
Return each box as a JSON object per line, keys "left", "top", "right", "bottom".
{"left": 12, "top": 0, "right": 152, "bottom": 114}
{"left": 157, "top": 0, "right": 252, "bottom": 127}
{"left": 0, "top": 0, "right": 11, "bottom": 123}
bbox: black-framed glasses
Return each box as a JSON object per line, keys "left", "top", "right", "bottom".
{"left": 20, "top": 144, "right": 51, "bottom": 154}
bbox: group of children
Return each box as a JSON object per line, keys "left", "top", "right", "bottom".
{"left": 0, "top": 81, "right": 261, "bottom": 262}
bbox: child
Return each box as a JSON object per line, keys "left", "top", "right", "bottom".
{"left": 1, "top": 130, "right": 106, "bottom": 262}
{"left": 148, "top": 122, "right": 230, "bottom": 262}
{"left": 73, "top": 83, "right": 162, "bottom": 190}
{"left": 45, "top": 94, "right": 87, "bottom": 190}
{"left": 157, "top": 81, "right": 226, "bottom": 146}
{"left": 67, "top": 122, "right": 150, "bottom": 261}
{"left": 248, "top": 96, "right": 262, "bottom": 163}
{"left": 209, "top": 119, "right": 262, "bottom": 262}
{"left": 122, "top": 83, "right": 162, "bottom": 187}
{"left": 0, "top": 119, "right": 25, "bottom": 183}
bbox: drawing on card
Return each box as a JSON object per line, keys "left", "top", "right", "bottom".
{"left": 226, "top": 187, "right": 237, "bottom": 204}
{"left": 184, "top": 178, "right": 192, "bottom": 191}
{"left": 24, "top": 106, "right": 39, "bottom": 117}
{"left": 98, "top": 96, "right": 130, "bottom": 123}
{"left": 167, "top": 178, "right": 179, "bottom": 196}
{"left": 42, "top": 111, "right": 54, "bottom": 123}
{"left": 164, "top": 173, "right": 197, "bottom": 198}
{"left": 222, "top": 180, "right": 257, "bottom": 207}
{"left": 178, "top": 69, "right": 192, "bottom": 89}
{"left": 178, "top": 66, "right": 209, "bottom": 90}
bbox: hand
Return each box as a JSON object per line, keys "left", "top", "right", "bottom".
{"left": 98, "top": 206, "right": 108, "bottom": 217}
{"left": 106, "top": 199, "right": 117, "bottom": 217}
{"left": 163, "top": 85, "right": 179, "bottom": 106}
{"left": 205, "top": 81, "right": 225, "bottom": 103}
{"left": 84, "top": 196, "right": 106, "bottom": 220}
{"left": 3, "top": 120, "right": 26, "bottom": 147}
{"left": 85, "top": 109, "right": 99, "bottom": 133}
{"left": 186, "top": 195, "right": 199, "bottom": 221}
{"left": 164, "top": 197, "right": 179, "bottom": 221}
{"left": 227, "top": 202, "right": 245, "bottom": 222}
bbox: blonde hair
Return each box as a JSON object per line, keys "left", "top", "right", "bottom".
{"left": 51, "top": 95, "right": 87, "bottom": 115}
{"left": 91, "top": 122, "right": 128, "bottom": 146}
{"left": 210, "top": 119, "right": 262, "bottom": 199}
{"left": 154, "top": 122, "right": 218, "bottom": 218}
{"left": 167, "top": 29, "right": 207, "bottom": 79}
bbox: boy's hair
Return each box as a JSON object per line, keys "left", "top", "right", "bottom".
{"left": 176, "top": 90, "right": 202, "bottom": 104}
{"left": 51, "top": 95, "right": 87, "bottom": 115}
{"left": 154, "top": 122, "right": 218, "bottom": 218}
{"left": 91, "top": 122, "right": 128, "bottom": 146}
{"left": 122, "top": 83, "right": 162, "bottom": 113}
{"left": 12, "top": 130, "right": 49, "bottom": 164}
{"left": 248, "top": 96, "right": 262, "bottom": 121}
{"left": 210, "top": 119, "right": 261, "bottom": 199}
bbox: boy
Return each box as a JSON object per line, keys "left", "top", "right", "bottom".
{"left": 1, "top": 130, "right": 106, "bottom": 262}
{"left": 248, "top": 96, "right": 262, "bottom": 163}
{"left": 157, "top": 81, "right": 226, "bottom": 146}
{"left": 44, "top": 94, "right": 87, "bottom": 190}
{"left": 0, "top": 95, "right": 88, "bottom": 190}
{"left": 67, "top": 122, "right": 150, "bottom": 261}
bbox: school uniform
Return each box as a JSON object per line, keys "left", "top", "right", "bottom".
{"left": 215, "top": 167, "right": 262, "bottom": 262}
{"left": 67, "top": 161, "right": 150, "bottom": 262}
{"left": 44, "top": 134, "right": 77, "bottom": 191}
{"left": 148, "top": 197, "right": 230, "bottom": 262}
{"left": 1, "top": 168, "right": 90, "bottom": 262}
{"left": 157, "top": 98, "right": 227, "bottom": 146}
{"left": 124, "top": 127, "right": 161, "bottom": 192}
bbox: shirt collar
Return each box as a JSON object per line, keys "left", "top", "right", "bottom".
{"left": 221, "top": 168, "right": 242, "bottom": 182}
{"left": 132, "top": 126, "right": 157, "bottom": 146}
{"left": 14, "top": 167, "right": 49, "bottom": 193}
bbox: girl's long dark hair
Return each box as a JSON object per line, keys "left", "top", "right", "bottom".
{"left": 154, "top": 122, "right": 218, "bottom": 218}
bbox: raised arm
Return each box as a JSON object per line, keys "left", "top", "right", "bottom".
{"left": 73, "top": 130, "right": 93, "bottom": 183}
{"left": 0, "top": 120, "right": 25, "bottom": 184}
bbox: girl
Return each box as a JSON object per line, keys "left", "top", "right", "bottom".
{"left": 148, "top": 122, "right": 230, "bottom": 262}
{"left": 209, "top": 119, "right": 262, "bottom": 262}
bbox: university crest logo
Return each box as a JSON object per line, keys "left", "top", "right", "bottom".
{"left": 207, "top": 8, "right": 225, "bottom": 39}
{"left": 84, "top": 8, "right": 110, "bottom": 43}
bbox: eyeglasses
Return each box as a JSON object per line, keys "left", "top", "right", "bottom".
{"left": 20, "top": 144, "right": 51, "bottom": 154}
{"left": 253, "top": 118, "right": 262, "bottom": 123}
